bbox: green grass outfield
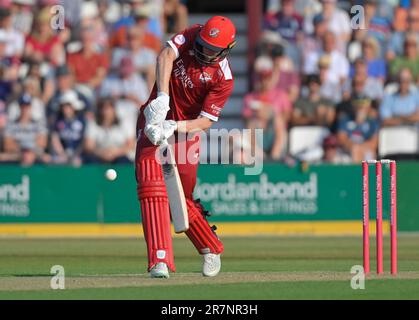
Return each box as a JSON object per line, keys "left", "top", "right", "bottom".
{"left": 0, "top": 235, "right": 419, "bottom": 299}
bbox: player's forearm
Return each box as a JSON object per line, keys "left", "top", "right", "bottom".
{"left": 156, "top": 47, "right": 176, "bottom": 95}
{"left": 176, "top": 117, "right": 213, "bottom": 133}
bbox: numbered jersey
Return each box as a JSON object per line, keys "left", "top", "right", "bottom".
{"left": 144, "top": 24, "right": 234, "bottom": 122}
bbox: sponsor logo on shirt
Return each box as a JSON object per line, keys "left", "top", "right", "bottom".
{"left": 210, "top": 104, "right": 222, "bottom": 114}
{"left": 174, "top": 34, "right": 185, "bottom": 45}
{"left": 199, "top": 72, "right": 212, "bottom": 83}
{"left": 173, "top": 59, "right": 194, "bottom": 89}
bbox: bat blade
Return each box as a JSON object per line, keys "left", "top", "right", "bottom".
{"left": 161, "top": 142, "right": 189, "bottom": 233}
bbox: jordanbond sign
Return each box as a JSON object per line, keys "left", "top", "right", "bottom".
{"left": 195, "top": 173, "right": 318, "bottom": 216}
{"left": 0, "top": 175, "right": 30, "bottom": 217}
{"left": 0, "top": 164, "right": 417, "bottom": 231}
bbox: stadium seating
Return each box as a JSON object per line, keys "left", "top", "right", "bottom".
{"left": 289, "top": 126, "right": 330, "bottom": 159}
{"left": 378, "top": 126, "right": 419, "bottom": 158}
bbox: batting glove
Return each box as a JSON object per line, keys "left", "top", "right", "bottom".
{"left": 143, "top": 92, "right": 170, "bottom": 125}
{"left": 144, "top": 120, "right": 177, "bottom": 145}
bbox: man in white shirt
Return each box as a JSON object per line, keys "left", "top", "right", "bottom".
{"left": 0, "top": 7, "right": 24, "bottom": 58}
{"left": 100, "top": 56, "right": 148, "bottom": 133}
{"left": 304, "top": 31, "right": 349, "bottom": 85}
{"left": 320, "top": 0, "right": 351, "bottom": 54}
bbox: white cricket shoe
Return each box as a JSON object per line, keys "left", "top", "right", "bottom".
{"left": 150, "top": 262, "right": 169, "bottom": 278}
{"left": 202, "top": 253, "right": 221, "bottom": 277}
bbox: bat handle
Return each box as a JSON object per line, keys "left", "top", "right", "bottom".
{"left": 160, "top": 139, "right": 169, "bottom": 147}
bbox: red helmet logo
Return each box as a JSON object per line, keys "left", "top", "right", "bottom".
{"left": 209, "top": 28, "right": 220, "bottom": 38}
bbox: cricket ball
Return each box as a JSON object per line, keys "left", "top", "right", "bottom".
{"left": 105, "top": 169, "right": 117, "bottom": 181}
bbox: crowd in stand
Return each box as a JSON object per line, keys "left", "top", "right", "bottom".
{"left": 0, "top": 0, "right": 418, "bottom": 167}
{"left": 244, "top": 0, "right": 419, "bottom": 164}
{"left": 0, "top": 0, "right": 187, "bottom": 166}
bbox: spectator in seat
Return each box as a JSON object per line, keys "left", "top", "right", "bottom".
{"left": 50, "top": 91, "right": 85, "bottom": 166}
{"left": 343, "top": 58, "right": 384, "bottom": 102}
{"left": 24, "top": 8, "right": 65, "bottom": 66}
{"left": 291, "top": 74, "right": 335, "bottom": 127}
{"left": 389, "top": 33, "right": 419, "bottom": 83}
{"left": 3, "top": 94, "right": 49, "bottom": 165}
{"left": 256, "top": 32, "right": 300, "bottom": 102}
{"left": 24, "top": 60, "right": 55, "bottom": 105}
{"left": 387, "top": 9, "right": 419, "bottom": 61}
{"left": 317, "top": 55, "right": 342, "bottom": 104}
{"left": 352, "top": 37, "right": 386, "bottom": 83}
{"left": 0, "top": 29, "right": 19, "bottom": 82}
{"left": 47, "top": 65, "right": 93, "bottom": 127}
{"left": 380, "top": 68, "right": 419, "bottom": 127}
{"left": 304, "top": 31, "right": 349, "bottom": 87}
{"left": 0, "top": 6, "right": 24, "bottom": 58}
{"left": 10, "top": 0, "right": 35, "bottom": 36}
{"left": 109, "top": 5, "right": 161, "bottom": 54}
{"left": 302, "top": 13, "right": 327, "bottom": 69}
{"left": 67, "top": 22, "right": 109, "bottom": 94}
{"left": 337, "top": 95, "right": 379, "bottom": 162}
{"left": 79, "top": 0, "right": 109, "bottom": 51}
{"left": 319, "top": 0, "right": 351, "bottom": 53}
{"left": 393, "top": 0, "right": 419, "bottom": 33}
{"left": 83, "top": 98, "right": 135, "bottom": 164}
{"left": 363, "top": 0, "right": 391, "bottom": 59}
{"left": 7, "top": 76, "right": 46, "bottom": 123}
{"left": 271, "top": 40, "right": 300, "bottom": 103}
{"left": 242, "top": 56, "right": 292, "bottom": 161}
{"left": 111, "top": 25, "right": 156, "bottom": 90}
{"left": 263, "top": 0, "right": 304, "bottom": 68}
{"left": 100, "top": 56, "right": 148, "bottom": 133}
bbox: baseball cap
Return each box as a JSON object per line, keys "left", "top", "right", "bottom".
{"left": 58, "top": 90, "right": 84, "bottom": 110}
{"left": 18, "top": 94, "right": 32, "bottom": 106}
{"left": 81, "top": 1, "right": 99, "bottom": 20}
{"left": 313, "top": 14, "right": 325, "bottom": 25}
{"left": 254, "top": 55, "right": 274, "bottom": 77}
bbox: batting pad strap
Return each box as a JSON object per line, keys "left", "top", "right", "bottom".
{"left": 185, "top": 199, "right": 224, "bottom": 255}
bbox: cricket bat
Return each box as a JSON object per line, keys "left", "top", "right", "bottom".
{"left": 160, "top": 141, "right": 189, "bottom": 233}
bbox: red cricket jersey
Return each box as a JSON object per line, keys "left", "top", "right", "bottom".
{"left": 143, "top": 24, "right": 234, "bottom": 122}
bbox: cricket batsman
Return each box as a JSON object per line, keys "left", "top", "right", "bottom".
{"left": 135, "top": 16, "right": 236, "bottom": 278}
